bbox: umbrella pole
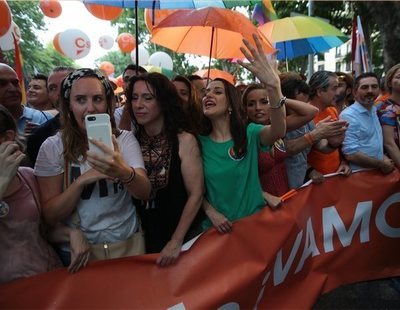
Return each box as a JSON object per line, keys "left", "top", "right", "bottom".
{"left": 135, "top": 0, "right": 139, "bottom": 74}
{"left": 207, "top": 27, "right": 215, "bottom": 86}
{"left": 286, "top": 57, "right": 289, "bottom": 72}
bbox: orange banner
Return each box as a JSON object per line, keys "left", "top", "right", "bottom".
{"left": 1, "top": 170, "right": 399, "bottom": 309}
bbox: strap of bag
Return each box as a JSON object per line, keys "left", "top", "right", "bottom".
{"left": 64, "top": 160, "right": 81, "bottom": 228}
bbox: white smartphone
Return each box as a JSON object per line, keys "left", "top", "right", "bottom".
{"left": 85, "top": 113, "right": 114, "bottom": 154}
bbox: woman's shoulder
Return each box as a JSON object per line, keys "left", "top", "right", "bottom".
{"left": 177, "top": 131, "right": 197, "bottom": 144}
{"left": 41, "top": 131, "right": 63, "bottom": 150}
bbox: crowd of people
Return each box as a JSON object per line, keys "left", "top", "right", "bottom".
{"left": 0, "top": 35, "right": 398, "bottom": 284}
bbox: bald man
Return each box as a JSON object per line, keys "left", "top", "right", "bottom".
{"left": 0, "top": 63, "right": 52, "bottom": 135}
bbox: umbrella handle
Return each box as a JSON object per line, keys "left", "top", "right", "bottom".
{"left": 207, "top": 27, "right": 215, "bottom": 84}
{"left": 135, "top": 0, "right": 139, "bottom": 73}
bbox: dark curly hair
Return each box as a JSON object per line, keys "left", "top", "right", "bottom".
{"left": 126, "top": 72, "right": 192, "bottom": 142}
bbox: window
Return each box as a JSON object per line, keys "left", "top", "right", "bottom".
{"left": 336, "top": 62, "right": 341, "bottom": 71}
{"left": 335, "top": 47, "right": 341, "bottom": 57}
{"left": 318, "top": 65, "right": 325, "bottom": 71}
{"left": 317, "top": 53, "right": 325, "bottom": 61}
{"left": 346, "top": 61, "right": 351, "bottom": 71}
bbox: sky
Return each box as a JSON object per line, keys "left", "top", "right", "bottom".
{"left": 38, "top": 0, "right": 211, "bottom": 70}
{"left": 39, "top": 0, "right": 121, "bottom": 68}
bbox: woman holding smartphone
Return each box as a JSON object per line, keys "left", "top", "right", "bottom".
{"left": 34, "top": 69, "right": 151, "bottom": 270}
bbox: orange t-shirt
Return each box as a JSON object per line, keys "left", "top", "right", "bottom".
{"left": 307, "top": 107, "right": 341, "bottom": 174}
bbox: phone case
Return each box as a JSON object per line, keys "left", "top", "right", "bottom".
{"left": 85, "top": 113, "right": 114, "bottom": 154}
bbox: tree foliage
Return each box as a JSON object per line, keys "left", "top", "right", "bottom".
{"left": 2, "top": 0, "right": 76, "bottom": 76}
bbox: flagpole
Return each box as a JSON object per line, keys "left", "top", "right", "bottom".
{"left": 307, "top": 0, "right": 314, "bottom": 81}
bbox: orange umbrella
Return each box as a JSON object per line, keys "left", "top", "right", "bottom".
{"left": 194, "top": 68, "right": 235, "bottom": 85}
{"left": 151, "top": 7, "right": 274, "bottom": 59}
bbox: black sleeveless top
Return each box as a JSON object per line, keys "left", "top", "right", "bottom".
{"left": 135, "top": 132, "right": 204, "bottom": 253}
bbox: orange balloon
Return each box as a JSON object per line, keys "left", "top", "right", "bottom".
{"left": 53, "top": 32, "right": 64, "bottom": 55}
{"left": 99, "top": 61, "right": 115, "bottom": 77}
{"left": 117, "top": 33, "right": 135, "bottom": 53}
{"left": 85, "top": 3, "right": 123, "bottom": 21}
{"left": 0, "top": 0, "right": 12, "bottom": 36}
{"left": 39, "top": 0, "right": 62, "bottom": 18}
{"left": 144, "top": 9, "right": 178, "bottom": 32}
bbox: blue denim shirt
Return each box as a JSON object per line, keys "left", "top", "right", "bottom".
{"left": 340, "top": 102, "right": 383, "bottom": 171}
{"left": 17, "top": 106, "right": 53, "bottom": 134}
{"left": 285, "top": 121, "right": 314, "bottom": 189}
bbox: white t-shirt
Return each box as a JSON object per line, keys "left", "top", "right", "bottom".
{"left": 34, "top": 130, "right": 145, "bottom": 245}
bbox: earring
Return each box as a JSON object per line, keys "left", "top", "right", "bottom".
{"left": 228, "top": 108, "right": 232, "bottom": 115}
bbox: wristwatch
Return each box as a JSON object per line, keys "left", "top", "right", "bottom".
{"left": 0, "top": 201, "right": 10, "bottom": 218}
{"left": 270, "top": 96, "right": 287, "bottom": 109}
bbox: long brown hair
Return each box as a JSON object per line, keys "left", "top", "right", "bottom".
{"left": 172, "top": 75, "right": 203, "bottom": 135}
{"left": 60, "top": 69, "right": 119, "bottom": 163}
{"left": 201, "top": 78, "right": 248, "bottom": 157}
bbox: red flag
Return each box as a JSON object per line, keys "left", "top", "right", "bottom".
{"left": 12, "top": 33, "right": 26, "bottom": 104}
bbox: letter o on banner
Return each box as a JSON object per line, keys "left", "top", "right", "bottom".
{"left": 99, "top": 34, "right": 114, "bottom": 50}
{"left": 85, "top": 3, "right": 122, "bottom": 21}
{"left": 99, "top": 61, "right": 115, "bottom": 77}
{"left": 117, "top": 33, "right": 135, "bottom": 53}
{"left": 54, "top": 29, "right": 91, "bottom": 60}
{"left": 0, "top": 0, "right": 12, "bottom": 37}
{"left": 0, "top": 22, "right": 21, "bottom": 51}
{"left": 144, "top": 8, "right": 177, "bottom": 32}
{"left": 148, "top": 51, "right": 173, "bottom": 70}
{"left": 39, "top": 0, "right": 62, "bottom": 18}
{"left": 130, "top": 45, "right": 150, "bottom": 66}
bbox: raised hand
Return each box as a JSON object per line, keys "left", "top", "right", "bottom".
{"left": 238, "top": 34, "right": 280, "bottom": 90}
{"left": 0, "top": 141, "right": 25, "bottom": 198}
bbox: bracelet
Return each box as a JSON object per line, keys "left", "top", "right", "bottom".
{"left": 120, "top": 167, "right": 136, "bottom": 185}
{"left": 270, "top": 96, "right": 287, "bottom": 109}
{"left": 303, "top": 133, "right": 315, "bottom": 145}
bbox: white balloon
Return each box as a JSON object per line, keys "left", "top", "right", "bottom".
{"left": 130, "top": 45, "right": 150, "bottom": 66}
{"left": 0, "top": 22, "right": 21, "bottom": 51}
{"left": 98, "top": 34, "right": 114, "bottom": 50}
{"left": 148, "top": 51, "right": 173, "bottom": 70}
{"left": 58, "top": 29, "right": 91, "bottom": 60}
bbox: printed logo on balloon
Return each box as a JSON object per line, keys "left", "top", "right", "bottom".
{"left": 53, "top": 29, "right": 91, "bottom": 60}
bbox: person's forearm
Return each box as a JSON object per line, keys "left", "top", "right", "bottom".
{"left": 46, "top": 223, "right": 74, "bottom": 244}
{"left": 42, "top": 179, "right": 85, "bottom": 226}
{"left": 285, "top": 136, "right": 312, "bottom": 156}
{"left": 170, "top": 194, "right": 203, "bottom": 243}
{"left": 345, "top": 151, "right": 386, "bottom": 169}
{"left": 124, "top": 168, "right": 151, "bottom": 200}
{"left": 285, "top": 99, "right": 318, "bottom": 131}
{"left": 384, "top": 142, "right": 400, "bottom": 168}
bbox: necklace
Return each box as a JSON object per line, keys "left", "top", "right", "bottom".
{"left": 139, "top": 130, "right": 172, "bottom": 199}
